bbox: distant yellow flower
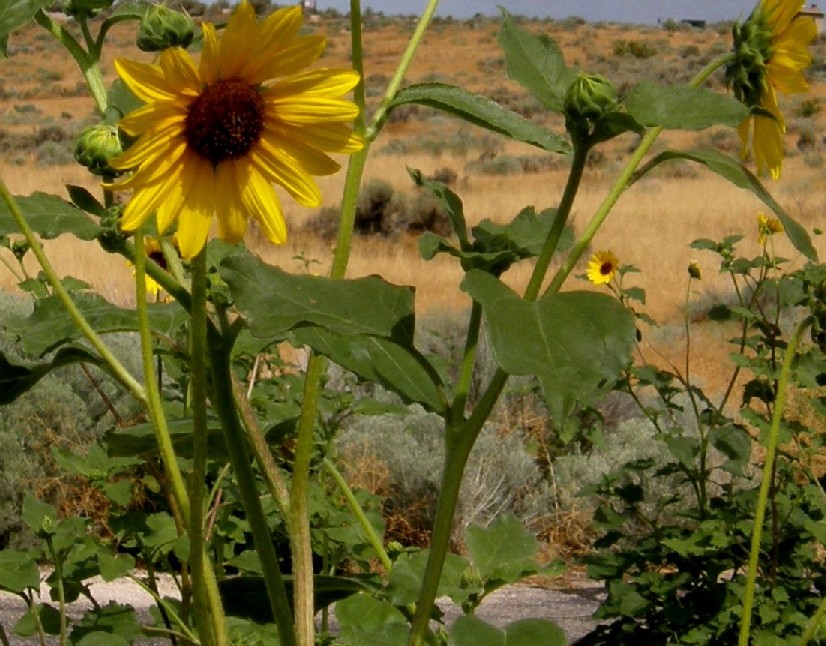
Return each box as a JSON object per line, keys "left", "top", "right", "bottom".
{"left": 726, "top": 0, "right": 817, "bottom": 179}
{"left": 108, "top": 1, "right": 362, "bottom": 258}
{"left": 587, "top": 250, "right": 619, "bottom": 285}
{"left": 688, "top": 260, "right": 702, "bottom": 280}
{"left": 758, "top": 211, "right": 784, "bottom": 244}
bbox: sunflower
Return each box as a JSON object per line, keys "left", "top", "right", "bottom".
{"left": 587, "top": 250, "right": 619, "bottom": 286}
{"left": 726, "top": 0, "right": 816, "bottom": 179}
{"left": 758, "top": 211, "right": 784, "bottom": 245}
{"left": 108, "top": 1, "right": 362, "bottom": 259}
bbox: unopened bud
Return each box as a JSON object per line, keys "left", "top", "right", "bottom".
{"left": 564, "top": 73, "right": 618, "bottom": 124}
{"left": 137, "top": 5, "right": 195, "bottom": 52}
{"left": 74, "top": 124, "right": 123, "bottom": 177}
{"left": 60, "top": 0, "right": 113, "bottom": 18}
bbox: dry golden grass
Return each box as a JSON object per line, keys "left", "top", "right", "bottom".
{"left": 2, "top": 14, "right": 826, "bottom": 398}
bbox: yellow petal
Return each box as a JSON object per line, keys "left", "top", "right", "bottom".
{"left": 252, "top": 140, "right": 321, "bottom": 206}
{"left": 118, "top": 101, "right": 187, "bottom": 137}
{"left": 214, "top": 162, "right": 248, "bottom": 242}
{"left": 281, "top": 123, "right": 364, "bottom": 153}
{"left": 109, "top": 124, "right": 185, "bottom": 171}
{"left": 267, "top": 96, "right": 360, "bottom": 125}
{"left": 175, "top": 156, "right": 215, "bottom": 258}
{"left": 264, "top": 69, "right": 361, "bottom": 98}
{"left": 199, "top": 23, "right": 220, "bottom": 85}
{"left": 113, "top": 139, "right": 187, "bottom": 190}
{"left": 238, "top": 159, "right": 287, "bottom": 244}
{"left": 239, "top": 5, "right": 305, "bottom": 83}
{"left": 158, "top": 47, "right": 202, "bottom": 97}
{"left": 753, "top": 113, "right": 784, "bottom": 179}
{"left": 249, "top": 36, "right": 326, "bottom": 84}
{"left": 120, "top": 163, "right": 184, "bottom": 231}
{"left": 261, "top": 128, "right": 340, "bottom": 175}
{"left": 114, "top": 58, "right": 178, "bottom": 103}
{"left": 217, "top": 0, "right": 258, "bottom": 79}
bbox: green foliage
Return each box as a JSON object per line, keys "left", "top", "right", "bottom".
{"left": 613, "top": 39, "right": 658, "bottom": 59}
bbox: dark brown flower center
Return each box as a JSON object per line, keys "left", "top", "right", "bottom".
{"left": 185, "top": 79, "right": 265, "bottom": 166}
{"left": 600, "top": 262, "right": 613, "bottom": 275}
{"left": 148, "top": 250, "right": 167, "bottom": 270}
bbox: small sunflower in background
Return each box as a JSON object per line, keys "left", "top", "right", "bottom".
{"left": 108, "top": 0, "right": 363, "bottom": 259}
{"left": 726, "top": 0, "right": 817, "bottom": 179}
{"left": 758, "top": 211, "right": 785, "bottom": 245}
{"left": 587, "top": 250, "right": 620, "bottom": 286}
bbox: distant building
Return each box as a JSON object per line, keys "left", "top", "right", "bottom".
{"left": 302, "top": 0, "right": 317, "bottom": 15}
{"left": 680, "top": 19, "right": 707, "bottom": 29}
{"left": 799, "top": 4, "right": 824, "bottom": 32}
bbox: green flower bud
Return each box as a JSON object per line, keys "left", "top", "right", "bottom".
{"left": 137, "top": 5, "right": 195, "bottom": 52}
{"left": 564, "top": 73, "right": 618, "bottom": 125}
{"left": 74, "top": 124, "right": 123, "bottom": 177}
{"left": 60, "top": 0, "right": 113, "bottom": 18}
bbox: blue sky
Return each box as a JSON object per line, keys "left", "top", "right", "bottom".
{"left": 312, "top": 0, "right": 763, "bottom": 24}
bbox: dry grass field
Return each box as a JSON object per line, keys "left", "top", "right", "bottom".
{"left": 2, "top": 10, "right": 826, "bottom": 395}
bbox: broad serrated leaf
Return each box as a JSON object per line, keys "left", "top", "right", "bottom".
{"left": 462, "top": 270, "right": 636, "bottom": 420}
{"left": 70, "top": 602, "right": 141, "bottom": 645}
{"left": 0, "top": 0, "right": 53, "bottom": 57}
{"left": 4, "top": 294, "right": 186, "bottom": 357}
{"left": 633, "top": 150, "right": 817, "bottom": 261}
{"left": 97, "top": 553, "right": 135, "bottom": 582}
{"left": 465, "top": 514, "right": 539, "bottom": 586}
{"left": 0, "top": 346, "right": 103, "bottom": 404}
{"left": 13, "top": 603, "right": 61, "bottom": 637}
{"left": 388, "top": 83, "right": 569, "bottom": 154}
{"left": 626, "top": 82, "right": 748, "bottom": 130}
{"left": 709, "top": 425, "right": 752, "bottom": 475}
{"left": 104, "top": 418, "right": 227, "bottom": 460}
{"left": 335, "top": 594, "right": 408, "bottom": 646}
{"left": 409, "top": 169, "right": 468, "bottom": 246}
{"left": 0, "top": 550, "right": 40, "bottom": 593}
{"left": 221, "top": 253, "right": 416, "bottom": 343}
{"left": 0, "top": 192, "right": 101, "bottom": 240}
{"left": 386, "top": 549, "right": 471, "bottom": 608}
{"left": 450, "top": 616, "right": 506, "bottom": 646}
{"left": 498, "top": 10, "right": 576, "bottom": 113}
{"left": 290, "top": 327, "right": 446, "bottom": 414}
{"left": 504, "top": 619, "right": 567, "bottom": 646}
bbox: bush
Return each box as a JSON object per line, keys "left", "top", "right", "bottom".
{"left": 613, "top": 39, "right": 657, "bottom": 59}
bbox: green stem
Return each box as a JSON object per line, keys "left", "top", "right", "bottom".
{"left": 289, "top": 356, "right": 326, "bottom": 646}
{"left": 134, "top": 231, "right": 190, "bottom": 521}
{"left": 45, "top": 537, "right": 67, "bottom": 646}
{"left": 546, "top": 53, "right": 734, "bottom": 296}
{"left": 801, "top": 595, "right": 826, "bottom": 645}
{"left": 407, "top": 132, "right": 593, "bottom": 646}
{"left": 322, "top": 457, "right": 393, "bottom": 572}
{"left": 209, "top": 339, "right": 296, "bottom": 646}
{"left": 451, "top": 302, "right": 483, "bottom": 421}
{"left": 0, "top": 178, "right": 145, "bottom": 401}
{"left": 32, "top": 11, "right": 108, "bottom": 115}
{"left": 188, "top": 250, "right": 228, "bottom": 646}
{"left": 738, "top": 316, "right": 812, "bottom": 646}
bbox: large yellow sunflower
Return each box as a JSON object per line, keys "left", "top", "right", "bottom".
{"left": 108, "top": 1, "right": 362, "bottom": 258}
{"left": 726, "top": 0, "right": 816, "bottom": 179}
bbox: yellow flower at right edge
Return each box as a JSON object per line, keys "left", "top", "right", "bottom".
{"left": 726, "top": 0, "right": 817, "bottom": 180}
{"left": 758, "top": 211, "right": 784, "bottom": 245}
{"left": 587, "top": 250, "right": 619, "bottom": 285}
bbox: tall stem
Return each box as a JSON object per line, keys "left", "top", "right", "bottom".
{"left": 738, "top": 317, "right": 812, "bottom": 646}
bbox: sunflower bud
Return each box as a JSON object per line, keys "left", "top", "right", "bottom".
{"left": 564, "top": 73, "right": 618, "bottom": 126}
{"left": 137, "top": 5, "right": 195, "bottom": 52}
{"left": 74, "top": 124, "right": 123, "bottom": 177}
{"left": 60, "top": 0, "right": 113, "bottom": 18}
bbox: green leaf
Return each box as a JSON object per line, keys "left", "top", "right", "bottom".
{"left": 632, "top": 150, "right": 817, "bottom": 261}
{"left": 52, "top": 443, "right": 142, "bottom": 479}
{"left": 0, "top": 346, "right": 103, "bottom": 404}
{"left": 625, "top": 82, "right": 748, "bottom": 130}
{"left": 290, "top": 328, "right": 446, "bottom": 414}
{"left": 335, "top": 594, "right": 408, "bottom": 646}
{"left": 4, "top": 294, "right": 186, "bottom": 357}
{"left": 709, "top": 425, "right": 752, "bottom": 475}
{"left": 662, "top": 434, "right": 700, "bottom": 467}
{"left": 387, "top": 549, "right": 471, "bottom": 608}
{"left": 13, "top": 603, "right": 61, "bottom": 637}
{"left": 105, "top": 418, "right": 228, "bottom": 460}
{"left": 504, "top": 619, "right": 567, "bottom": 646}
{"left": 0, "top": 0, "right": 53, "bottom": 57}
{"left": 97, "top": 553, "right": 135, "bottom": 582}
{"left": 497, "top": 10, "right": 576, "bottom": 113}
{"left": 465, "top": 514, "right": 539, "bottom": 587}
{"left": 0, "top": 550, "right": 40, "bottom": 592}
{"left": 67, "top": 185, "right": 105, "bottom": 217}
{"left": 450, "top": 616, "right": 506, "bottom": 646}
{"left": 221, "top": 253, "right": 415, "bottom": 343}
{"left": 462, "top": 270, "right": 636, "bottom": 419}
{"left": 409, "top": 169, "right": 469, "bottom": 246}
{"left": 70, "top": 603, "right": 141, "bottom": 645}
{"left": 387, "top": 83, "right": 569, "bottom": 154}
{"left": 0, "top": 192, "right": 101, "bottom": 240}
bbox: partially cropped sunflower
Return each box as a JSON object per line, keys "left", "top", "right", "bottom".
{"left": 108, "top": 1, "right": 362, "bottom": 258}
{"left": 726, "top": 0, "right": 816, "bottom": 179}
{"left": 758, "top": 211, "right": 784, "bottom": 245}
{"left": 587, "top": 250, "right": 619, "bottom": 286}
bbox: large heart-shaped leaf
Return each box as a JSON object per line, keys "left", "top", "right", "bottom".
{"left": 463, "top": 270, "right": 636, "bottom": 420}
{"left": 0, "top": 192, "right": 101, "bottom": 240}
{"left": 450, "top": 616, "right": 566, "bottom": 646}
{"left": 221, "top": 253, "right": 415, "bottom": 344}
{"left": 0, "top": 346, "right": 103, "bottom": 404}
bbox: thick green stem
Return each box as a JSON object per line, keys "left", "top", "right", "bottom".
{"left": 188, "top": 251, "right": 228, "bottom": 646}
{"left": 738, "top": 317, "right": 812, "bottom": 646}
{"left": 45, "top": 538, "right": 67, "bottom": 646}
{"left": 0, "top": 178, "right": 145, "bottom": 401}
{"left": 451, "top": 302, "right": 483, "bottom": 421}
{"left": 210, "top": 341, "right": 296, "bottom": 646}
